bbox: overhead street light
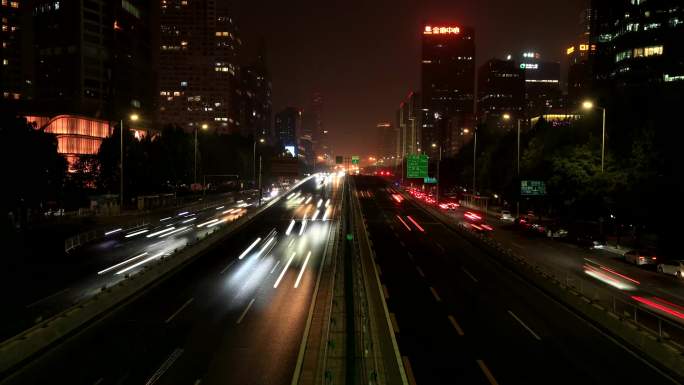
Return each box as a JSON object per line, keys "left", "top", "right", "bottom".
{"left": 583, "top": 100, "right": 606, "bottom": 173}
{"left": 121, "top": 113, "right": 140, "bottom": 211}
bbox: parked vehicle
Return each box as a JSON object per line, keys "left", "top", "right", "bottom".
{"left": 657, "top": 260, "right": 684, "bottom": 278}
{"left": 624, "top": 249, "right": 658, "bottom": 266}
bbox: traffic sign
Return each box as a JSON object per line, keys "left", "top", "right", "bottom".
{"left": 407, "top": 154, "right": 429, "bottom": 178}
{"left": 351, "top": 156, "right": 360, "bottom": 165}
{"left": 335, "top": 155, "right": 343, "bottom": 164}
{"left": 423, "top": 177, "right": 437, "bottom": 184}
{"left": 521, "top": 180, "right": 546, "bottom": 196}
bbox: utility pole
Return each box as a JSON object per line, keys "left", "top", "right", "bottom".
{"left": 257, "top": 155, "right": 263, "bottom": 206}
{"left": 120, "top": 119, "right": 123, "bottom": 211}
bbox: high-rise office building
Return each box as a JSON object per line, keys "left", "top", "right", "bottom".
{"left": 396, "top": 91, "right": 421, "bottom": 160}
{"left": 376, "top": 122, "right": 396, "bottom": 165}
{"left": 240, "top": 57, "right": 272, "bottom": 141}
{"left": 30, "top": 0, "right": 156, "bottom": 121}
{"left": 275, "top": 107, "right": 301, "bottom": 157}
{"left": 518, "top": 51, "right": 562, "bottom": 118}
{"left": 421, "top": 24, "right": 475, "bottom": 158}
{"left": 591, "top": 0, "right": 684, "bottom": 89}
{"left": 159, "top": 0, "right": 241, "bottom": 134}
{"left": 565, "top": 7, "right": 596, "bottom": 108}
{"left": 0, "top": 0, "right": 24, "bottom": 104}
{"left": 310, "top": 93, "right": 329, "bottom": 162}
{"left": 477, "top": 58, "right": 525, "bottom": 129}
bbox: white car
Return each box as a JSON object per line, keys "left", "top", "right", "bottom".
{"left": 499, "top": 210, "right": 514, "bottom": 221}
{"left": 624, "top": 250, "right": 658, "bottom": 266}
{"left": 657, "top": 260, "right": 684, "bottom": 278}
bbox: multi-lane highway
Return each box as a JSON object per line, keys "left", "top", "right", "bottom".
{"left": 2, "top": 173, "right": 342, "bottom": 385}
{"left": 354, "top": 176, "right": 680, "bottom": 385}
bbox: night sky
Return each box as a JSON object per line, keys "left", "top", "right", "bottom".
{"left": 234, "top": 0, "right": 588, "bottom": 156}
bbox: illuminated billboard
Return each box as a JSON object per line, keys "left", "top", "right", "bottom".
{"left": 284, "top": 145, "right": 296, "bottom": 157}
{"left": 424, "top": 26, "right": 460, "bottom": 35}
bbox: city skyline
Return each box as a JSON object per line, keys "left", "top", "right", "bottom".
{"left": 234, "top": 0, "right": 588, "bottom": 155}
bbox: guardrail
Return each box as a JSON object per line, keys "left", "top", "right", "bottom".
{"left": 0, "top": 176, "right": 315, "bottom": 377}
{"left": 406, "top": 194, "right": 684, "bottom": 380}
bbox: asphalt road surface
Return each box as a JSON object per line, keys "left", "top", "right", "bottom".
{"left": 2, "top": 173, "right": 342, "bottom": 385}
{"left": 354, "top": 175, "right": 680, "bottom": 385}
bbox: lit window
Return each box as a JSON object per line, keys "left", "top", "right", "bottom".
{"left": 643, "top": 45, "right": 663, "bottom": 57}
{"left": 2, "top": 59, "right": 7, "bottom": 65}
{"left": 180, "top": 81, "right": 187, "bottom": 87}
{"left": 10, "top": 1, "right": 18, "bottom": 8}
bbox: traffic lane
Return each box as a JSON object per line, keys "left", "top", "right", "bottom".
{"left": 389, "top": 195, "right": 678, "bottom": 385}
{"left": 359, "top": 179, "right": 677, "bottom": 385}
{"left": 357, "top": 194, "right": 487, "bottom": 384}
{"left": 2, "top": 177, "right": 335, "bottom": 385}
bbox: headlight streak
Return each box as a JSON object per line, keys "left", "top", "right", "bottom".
{"left": 105, "top": 228, "right": 122, "bottom": 236}
{"left": 317, "top": 199, "right": 323, "bottom": 208}
{"left": 305, "top": 196, "right": 312, "bottom": 204}
{"left": 207, "top": 218, "right": 227, "bottom": 228}
{"left": 322, "top": 207, "right": 331, "bottom": 221}
{"left": 182, "top": 217, "right": 197, "bottom": 224}
{"left": 159, "top": 226, "right": 190, "bottom": 238}
{"left": 160, "top": 217, "right": 172, "bottom": 222}
{"left": 274, "top": 252, "right": 296, "bottom": 288}
{"left": 146, "top": 227, "right": 177, "bottom": 238}
{"left": 238, "top": 238, "right": 262, "bottom": 259}
{"left": 294, "top": 251, "right": 312, "bottom": 288}
{"left": 125, "top": 229, "right": 149, "bottom": 238}
{"left": 286, "top": 219, "right": 296, "bottom": 236}
{"left": 97, "top": 252, "right": 148, "bottom": 275}
{"left": 311, "top": 209, "right": 320, "bottom": 221}
{"left": 299, "top": 220, "right": 307, "bottom": 236}
{"left": 197, "top": 218, "right": 219, "bottom": 228}
{"left": 325, "top": 198, "right": 331, "bottom": 207}
{"left": 177, "top": 211, "right": 189, "bottom": 216}
{"left": 115, "top": 251, "right": 166, "bottom": 275}
{"left": 254, "top": 236, "right": 277, "bottom": 259}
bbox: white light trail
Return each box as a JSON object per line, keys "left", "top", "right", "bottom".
{"left": 317, "top": 199, "right": 323, "bottom": 208}
{"left": 311, "top": 209, "right": 320, "bottom": 221}
{"left": 159, "top": 226, "right": 189, "bottom": 238}
{"left": 323, "top": 207, "right": 331, "bottom": 221}
{"left": 287, "top": 193, "right": 295, "bottom": 200}
{"left": 125, "top": 229, "right": 149, "bottom": 238}
{"left": 207, "top": 218, "right": 227, "bottom": 228}
{"left": 299, "top": 220, "right": 307, "bottom": 236}
{"left": 197, "top": 218, "right": 219, "bottom": 228}
{"left": 325, "top": 199, "right": 331, "bottom": 207}
{"left": 305, "top": 196, "right": 312, "bottom": 204}
{"left": 160, "top": 217, "right": 172, "bottom": 222}
{"left": 105, "top": 228, "right": 122, "bottom": 236}
{"left": 182, "top": 217, "right": 197, "bottom": 224}
{"left": 215, "top": 206, "right": 225, "bottom": 210}
{"left": 115, "top": 252, "right": 165, "bottom": 275}
{"left": 177, "top": 211, "right": 188, "bottom": 216}
{"left": 286, "top": 219, "right": 296, "bottom": 236}
{"left": 146, "top": 227, "right": 177, "bottom": 238}
{"left": 238, "top": 238, "right": 262, "bottom": 260}
{"left": 274, "top": 252, "right": 296, "bottom": 288}
{"left": 294, "top": 251, "right": 312, "bottom": 288}
{"left": 254, "top": 237, "right": 276, "bottom": 259}
{"left": 97, "top": 252, "right": 148, "bottom": 275}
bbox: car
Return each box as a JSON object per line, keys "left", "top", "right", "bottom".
{"left": 499, "top": 210, "right": 514, "bottom": 221}
{"left": 657, "top": 260, "right": 684, "bottom": 278}
{"left": 624, "top": 249, "right": 658, "bottom": 266}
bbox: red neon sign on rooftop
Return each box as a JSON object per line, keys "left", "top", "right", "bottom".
{"left": 424, "top": 26, "right": 460, "bottom": 35}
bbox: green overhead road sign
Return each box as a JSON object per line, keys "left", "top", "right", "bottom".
{"left": 423, "top": 177, "right": 437, "bottom": 184}
{"left": 351, "top": 156, "right": 360, "bottom": 165}
{"left": 407, "top": 154, "right": 429, "bottom": 178}
{"left": 521, "top": 180, "right": 547, "bottom": 196}
{"left": 335, "top": 155, "right": 344, "bottom": 164}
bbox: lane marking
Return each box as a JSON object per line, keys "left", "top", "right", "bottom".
{"left": 416, "top": 266, "right": 425, "bottom": 278}
{"left": 294, "top": 251, "right": 312, "bottom": 288}
{"left": 508, "top": 310, "right": 542, "bottom": 341}
{"left": 402, "top": 356, "right": 418, "bottom": 385}
{"left": 220, "top": 260, "right": 237, "bottom": 274}
{"left": 165, "top": 298, "right": 194, "bottom": 324}
{"left": 145, "top": 348, "right": 184, "bottom": 385}
{"left": 429, "top": 286, "right": 442, "bottom": 302}
{"left": 477, "top": 360, "right": 500, "bottom": 385}
{"left": 274, "top": 252, "right": 296, "bottom": 288}
{"left": 236, "top": 298, "right": 256, "bottom": 324}
{"left": 462, "top": 267, "right": 478, "bottom": 283}
{"left": 448, "top": 315, "right": 465, "bottom": 336}
{"left": 269, "top": 260, "right": 281, "bottom": 275}
{"left": 238, "top": 238, "right": 262, "bottom": 260}
{"left": 390, "top": 312, "right": 400, "bottom": 333}
{"left": 396, "top": 215, "right": 412, "bottom": 231}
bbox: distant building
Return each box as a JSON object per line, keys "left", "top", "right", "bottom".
{"left": 275, "top": 107, "right": 301, "bottom": 157}
{"left": 310, "top": 93, "right": 329, "bottom": 162}
{"left": 159, "top": 0, "right": 241, "bottom": 134}
{"left": 29, "top": 0, "right": 156, "bottom": 122}
{"left": 477, "top": 58, "right": 525, "bottom": 130}
{"left": 376, "top": 122, "right": 396, "bottom": 166}
{"left": 565, "top": 8, "right": 596, "bottom": 108}
{"left": 240, "top": 57, "right": 272, "bottom": 141}
{"left": 421, "top": 24, "right": 475, "bottom": 158}
{"left": 395, "top": 91, "right": 421, "bottom": 160}
{"left": 517, "top": 51, "right": 562, "bottom": 117}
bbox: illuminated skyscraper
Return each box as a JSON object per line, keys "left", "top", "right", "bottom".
{"left": 517, "top": 51, "right": 562, "bottom": 117}
{"left": 159, "top": 0, "right": 242, "bottom": 134}
{"left": 421, "top": 24, "right": 475, "bottom": 157}
{"left": 477, "top": 58, "right": 525, "bottom": 129}
{"left": 0, "top": 0, "right": 24, "bottom": 104}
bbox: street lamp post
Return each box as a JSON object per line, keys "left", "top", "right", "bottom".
{"left": 431, "top": 143, "right": 442, "bottom": 203}
{"left": 253, "top": 137, "right": 265, "bottom": 187}
{"left": 194, "top": 123, "right": 208, "bottom": 185}
{"left": 472, "top": 127, "right": 477, "bottom": 195}
{"left": 120, "top": 113, "right": 139, "bottom": 211}
{"left": 503, "top": 113, "right": 523, "bottom": 217}
{"left": 583, "top": 100, "right": 606, "bottom": 173}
